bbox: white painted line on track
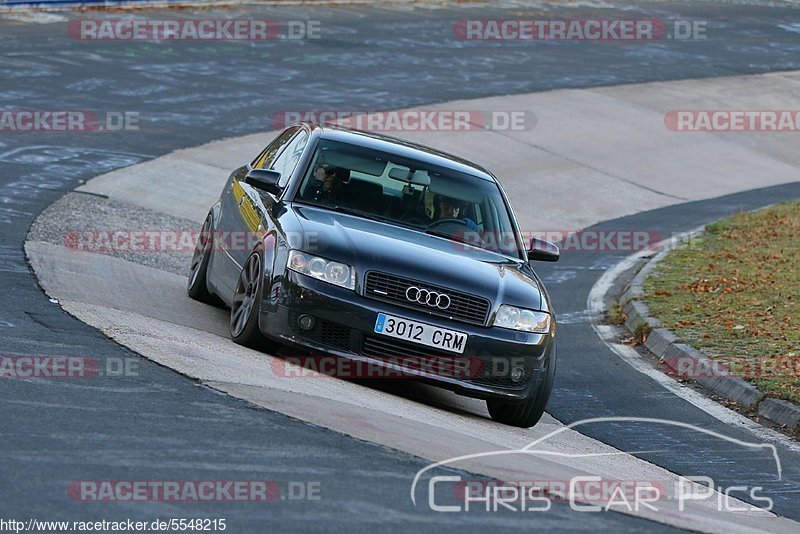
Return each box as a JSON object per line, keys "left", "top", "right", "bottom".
{"left": 586, "top": 229, "right": 800, "bottom": 453}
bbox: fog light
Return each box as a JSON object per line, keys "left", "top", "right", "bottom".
{"left": 298, "top": 314, "right": 316, "bottom": 331}
{"left": 510, "top": 366, "right": 525, "bottom": 383}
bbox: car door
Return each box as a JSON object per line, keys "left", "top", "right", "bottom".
{"left": 247, "top": 124, "right": 311, "bottom": 237}
{"left": 212, "top": 127, "right": 300, "bottom": 301}
{"left": 237, "top": 126, "right": 310, "bottom": 268}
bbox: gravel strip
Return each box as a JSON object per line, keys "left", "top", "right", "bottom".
{"left": 27, "top": 191, "right": 199, "bottom": 278}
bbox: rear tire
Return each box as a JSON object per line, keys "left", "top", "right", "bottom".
{"left": 486, "top": 343, "right": 556, "bottom": 428}
{"left": 230, "top": 251, "right": 281, "bottom": 353}
{"left": 187, "top": 215, "right": 217, "bottom": 304}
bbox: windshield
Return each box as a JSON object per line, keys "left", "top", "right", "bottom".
{"left": 293, "top": 139, "right": 522, "bottom": 258}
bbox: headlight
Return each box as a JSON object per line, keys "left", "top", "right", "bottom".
{"left": 287, "top": 250, "right": 355, "bottom": 290}
{"left": 493, "top": 304, "right": 550, "bottom": 333}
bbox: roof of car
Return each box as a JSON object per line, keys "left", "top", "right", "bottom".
{"left": 306, "top": 122, "right": 497, "bottom": 182}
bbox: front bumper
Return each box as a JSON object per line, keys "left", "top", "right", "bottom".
{"left": 259, "top": 270, "right": 555, "bottom": 401}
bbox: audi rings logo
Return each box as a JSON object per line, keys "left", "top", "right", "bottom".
{"left": 405, "top": 286, "right": 451, "bottom": 310}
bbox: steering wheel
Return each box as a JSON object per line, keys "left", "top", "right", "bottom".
{"left": 426, "top": 218, "right": 471, "bottom": 230}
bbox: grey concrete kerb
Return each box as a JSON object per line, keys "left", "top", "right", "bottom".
{"left": 618, "top": 229, "right": 800, "bottom": 432}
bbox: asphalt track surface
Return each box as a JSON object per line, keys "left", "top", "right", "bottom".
{"left": 539, "top": 184, "right": 800, "bottom": 518}
{"left": 2, "top": 1, "right": 800, "bottom": 531}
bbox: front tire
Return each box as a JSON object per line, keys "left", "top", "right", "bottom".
{"left": 487, "top": 344, "right": 556, "bottom": 428}
{"left": 187, "top": 215, "right": 216, "bottom": 304}
{"left": 230, "top": 251, "right": 281, "bottom": 352}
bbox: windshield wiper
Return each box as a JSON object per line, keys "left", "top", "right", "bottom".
{"left": 301, "top": 201, "right": 421, "bottom": 229}
{"left": 424, "top": 227, "right": 474, "bottom": 244}
{"left": 328, "top": 204, "right": 390, "bottom": 223}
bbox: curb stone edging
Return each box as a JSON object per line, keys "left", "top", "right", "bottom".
{"left": 759, "top": 398, "right": 800, "bottom": 430}
{"left": 618, "top": 230, "right": 800, "bottom": 433}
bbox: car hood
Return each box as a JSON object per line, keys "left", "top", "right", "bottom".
{"left": 288, "top": 204, "right": 545, "bottom": 311}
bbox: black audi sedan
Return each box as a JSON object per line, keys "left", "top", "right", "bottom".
{"left": 188, "top": 122, "right": 559, "bottom": 427}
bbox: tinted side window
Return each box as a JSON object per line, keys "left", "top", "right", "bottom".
{"left": 251, "top": 127, "right": 299, "bottom": 170}
{"left": 271, "top": 130, "right": 310, "bottom": 187}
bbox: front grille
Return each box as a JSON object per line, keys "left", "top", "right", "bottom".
{"left": 364, "top": 271, "right": 490, "bottom": 325}
{"left": 361, "top": 335, "right": 528, "bottom": 390}
{"left": 289, "top": 311, "right": 352, "bottom": 351}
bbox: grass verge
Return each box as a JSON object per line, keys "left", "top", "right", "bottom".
{"left": 644, "top": 201, "right": 800, "bottom": 403}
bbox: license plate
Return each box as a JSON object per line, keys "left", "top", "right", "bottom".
{"left": 373, "top": 313, "right": 468, "bottom": 354}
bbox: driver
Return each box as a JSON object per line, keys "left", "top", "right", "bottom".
{"left": 434, "top": 195, "right": 479, "bottom": 230}
{"left": 436, "top": 197, "right": 462, "bottom": 220}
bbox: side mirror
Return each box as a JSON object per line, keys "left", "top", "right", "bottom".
{"left": 244, "top": 168, "right": 282, "bottom": 195}
{"left": 527, "top": 237, "right": 559, "bottom": 262}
